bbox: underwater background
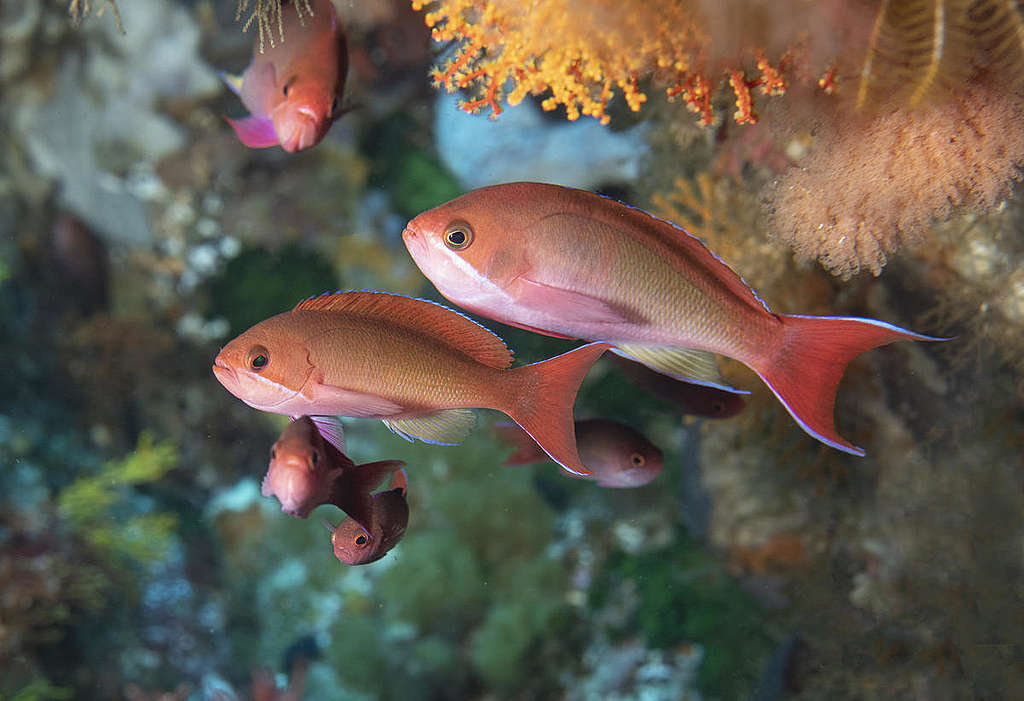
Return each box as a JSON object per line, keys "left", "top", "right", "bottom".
{"left": 2, "top": 0, "right": 1023, "bottom": 698}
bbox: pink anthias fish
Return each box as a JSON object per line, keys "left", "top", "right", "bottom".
{"left": 325, "top": 469, "right": 409, "bottom": 565}
{"left": 211, "top": 290, "right": 610, "bottom": 476}
{"left": 403, "top": 182, "right": 947, "bottom": 456}
{"left": 222, "top": 0, "right": 347, "bottom": 153}
{"left": 263, "top": 416, "right": 404, "bottom": 531}
{"left": 495, "top": 418, "right": 664, "bottom": 488}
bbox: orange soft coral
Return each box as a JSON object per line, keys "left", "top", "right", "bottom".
{"left": 413, "top": 0, "right": 816, "bottom": 125}
{"left": 766, "top": 80, "right": 1024, "bottom": 279}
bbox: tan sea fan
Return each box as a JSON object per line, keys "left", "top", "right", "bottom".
{"left": 766, "top": 79, "right": 1024, "bottom": 278}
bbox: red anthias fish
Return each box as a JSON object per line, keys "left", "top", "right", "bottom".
{"left": 223, "top": 0, "right": 347, "bottom": 152}
{"left": 403, "top": 182, "right": 946, "bottom": 456}
{"left": 212, "top": 291, "right": 609, "bottom": 475}
{"left": 325, "top": 469, "right": 409, "bottom": 565}
{"left": 609, "top": 355, "right": 746, "bottom": 419}
{"left": 495, "top": 418, "right": 664, "bottom": 488}
{"left": 263, "top": 415, "right": 403, "bottom": 522}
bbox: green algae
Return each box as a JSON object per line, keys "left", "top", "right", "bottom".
{"left": 591, "top": 532, "right": 776, "bottom": 699}
{"left": 207, "top": 244, "right": 339, "bottom": 336}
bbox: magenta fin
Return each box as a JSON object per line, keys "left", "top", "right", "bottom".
{"left": 224, "top": 115, "right": 280, "bottom": 148}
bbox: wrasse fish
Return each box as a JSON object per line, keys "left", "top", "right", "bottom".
{"left": 609, "top": 355, "right": 746, "bottom": 419}
{"left": 263, "top": 415, "right": 403, "bottom": 525}
{"left": 222, "top": 0, "right": 347, "bottom": 152}
{"left": 325, "top": 469, "right": 409, "bottom": 565}
{"left": 495, "top": 418, "right": 663, "bottom": 488}
{"left": 212, "top": 291, "right": 609, "bottom": 475}
{"left": 403, "top": 182, "right": 946, "bottom": 456}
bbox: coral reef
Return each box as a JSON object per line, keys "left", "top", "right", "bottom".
{"left": 766, "top": 78, "right": 1024, "bottom": 278}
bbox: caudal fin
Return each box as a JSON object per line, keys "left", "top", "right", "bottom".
{"left": 754, "top": 315, "right": 946, "bottom": 456}
{"left": 503, "top": 342, "right": 610, "bottom": 476}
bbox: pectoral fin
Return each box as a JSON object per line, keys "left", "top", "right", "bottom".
{"left": 219, "top": 71, "right": 244, "bottom": 96}
{"left": 611, "top": 345, "right": 748, "bottom": 393}
{"left": 512, "top": 276, "right": 634, "bottom": 326}
{"left": 224, "top": 115, "right": 280, "bottom": 149}
{"left": 383, "top": 409, "right": 477, "bottom": 446}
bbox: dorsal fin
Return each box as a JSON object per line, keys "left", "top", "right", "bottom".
{"left": 294, "top": 290, "right": 514, "bottom": 369}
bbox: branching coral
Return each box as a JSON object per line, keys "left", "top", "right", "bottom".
{"left": 766, "top": 78, "right": 1024, "bottom": 278}
{"left": 414, "top": 0, "right": 806, "bottom": 125}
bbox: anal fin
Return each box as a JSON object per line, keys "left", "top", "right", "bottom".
{"left": 612, "top": 344, "right": 747, "bottom": 394}
{"left": 383, "top": 409, "right": 477, "bottom": 446}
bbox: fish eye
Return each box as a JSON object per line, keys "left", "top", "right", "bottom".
{"left": 248, "top": 345, "right": 270, "bottom": 371}
{"left": 630, "top": 453, "right": 646, "bottom": 468}
{"left": 354, "top": 534, "right": 369, "bottom": 547}
{"left": 283, "top": 82, "right": 290, "bottom": 97}
{"left": 311, "top": 451, "right": 319, "bottom": 466}
{"left": 270, "top": 448, "right": 277, "bottom": 460}
{"left": 443, "top": 222, "right": 473, "bottom": 250}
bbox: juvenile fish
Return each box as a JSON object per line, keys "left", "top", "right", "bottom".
{"left": 263, "top": 415, "right": 403, "bottom": 524}
{"left": 223, "top": 0, "right": 347, "bottom": 152}
{"left": 403, "top": 182, "right": 945, "bottom": 455}
{"left": 325, "top": 469, "right": 409, "bottom": 565}
{"left": 495, "top": 418, "right": 663, "bottom": 488}
{"left": 212, "top": 291, "right": 609, "bottom": 475}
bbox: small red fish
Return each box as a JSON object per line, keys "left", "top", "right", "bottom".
{"left": 403, "top": 182, "right": 947, "bottom": 456}
{"left": 495, "top": 418, "right": 664, "bottom": 488}
{"left": 212, "top": 291, "right": 609, "bottom": 475}
{"left": 223, "top": 0, "right": 347, "bottom": 152}
{"left": 325, "top": 469, "right": 409, "bottom": 565}
{"left": 264, "top": 416, "right": 404, "bottom": 525}
{"left": 609, "top": 355, "right": 746, "bottom": 419}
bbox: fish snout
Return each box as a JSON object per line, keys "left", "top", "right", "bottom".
{"left": 278, "top": 108, "right": 325, "bottom": 153}
{"left": 402, "top": 225, "right": 426, "bottom": 259}
{"left": 212, "top": 361, "right": 238, "bottom": 389}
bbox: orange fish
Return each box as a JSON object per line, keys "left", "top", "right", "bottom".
{"left": 495, "top": 418, "right": 664, "bottom": 488}
{"left": 403, "top": 182, "right": 946, "bottom": 456}
{"left": 263, "top": 416, "right": 404, "bottom": 523}
{"left": 223, "top": 0, "right": 347, "bottom": 152}
{"left": 325, "top": 469, "right": 409, "bottom": 565}
{"left": 212, "top": 291, "right": 609, "bottom": 475}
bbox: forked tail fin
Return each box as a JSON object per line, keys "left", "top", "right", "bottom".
{"left": 502, "top": 342, "right": 610, "bottom": 476}
{"left": 754, "top": 315, "right": 947, "bottom": 456}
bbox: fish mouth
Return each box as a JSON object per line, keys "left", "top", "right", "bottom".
{"left": 402, "top": 225, "right": 426, "bottom": 260}
{"left": 212, "top": 361, "right": 237, "bottom": 387}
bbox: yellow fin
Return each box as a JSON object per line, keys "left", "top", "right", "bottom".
{"left": 383, "top": 409, "right": 477, "bottom": 446}
{"left": 612, "top": 345, "right": 744, "bottom": 393}
{"left": 295, "top": 291, "right": 513, "bottom": 369}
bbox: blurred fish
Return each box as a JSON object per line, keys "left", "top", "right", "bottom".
{"left": 212, "top": 291, "right": 609, "bottom": 475}
{"left": 264, "top": 415, "right": 404, "bottom": 527}
{"left": 609, "top": 354, "right": 745, "bottom": 419}
{"left": 222, "top": 0, "right": 347, "bottom": 152}
{"left": 325, "top": 469, "right": 409, "bottom": 565}
{"left": 48, "top": 213, "right": 109, "bottom": 316}
{"left": 403, "top": 182, "right": 945, "bottom": 455}
{"left": 495, "top": 418, "right": 663, "bottom": 488}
